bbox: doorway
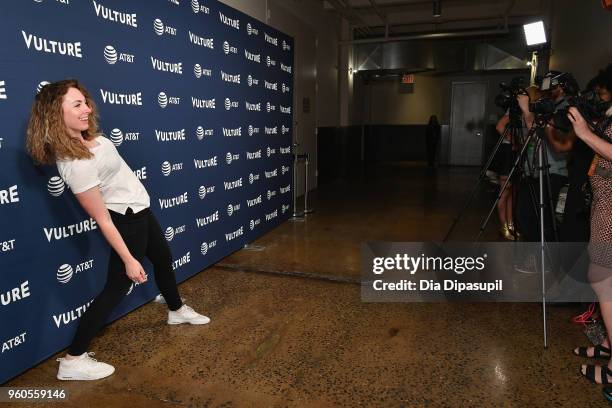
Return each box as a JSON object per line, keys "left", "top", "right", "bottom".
{"left": 449, "top": 81, "right": 488, "bottom": 166}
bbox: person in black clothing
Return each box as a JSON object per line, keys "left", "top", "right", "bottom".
{"left": 425, "top": 115, "right": 441, "bottom": 167}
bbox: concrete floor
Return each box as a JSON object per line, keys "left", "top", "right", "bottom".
{"left": 4, "top": 163, "right": 608, "bottom": 407}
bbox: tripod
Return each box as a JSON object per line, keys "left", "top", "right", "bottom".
{"left": 444, "top": 111, "right": 561, "bottom": 347}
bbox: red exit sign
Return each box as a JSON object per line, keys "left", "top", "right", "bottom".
{"left": 401, "top": 74, "right": 414, "bottom": 84}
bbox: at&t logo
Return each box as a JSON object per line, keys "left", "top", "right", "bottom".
{"left": 109, "top": 128, "right": 139, "bottom": 145}
{"left": 191, "top": 0, "right": 210, "bottom": 14}
{"left": 1, "top": 239, "right": 16, "bottom": 253}
{"left": 249, "top": 218, "right": 261, "bottom": 230}
{"left": 282, "top": 204, "right": 291, "bottom": 214}
{"left": 161, "top": 161, "right": 183, "bottom": 176}
{"left": 282, "top": 165, "right": 290, "bottom": 175}
{"left": 103, "top": 45, "right": 118, "bottom": 64}
{"left": 282, "top": 40, "right": 291, "bottom": 51}
{"left": 196, "top": 126, "right": 213, "bottom": 140}
{"left": 225, "top": 152, "right": 239, "bottom": 164}
{"left": 153, "top": 18, "right": 177, "bottom": 36}
{"left": 266, "top": 56, "right": 277, "bottom": 67}
{"left": 57, "top": 259, "right": 94, "bottom": 283}
{"left": 227, "top": 203, "right": 240, "bottom": 217}
{"left": 158, "top": 92, "right": 180, "bottom": 108}
{"left": 266, "top": 146, "right": 277, "bottom": 157}
{"left": 164, "top": 225, "right": 186, "bottom": 241}
{"left": 109, "top": 128, "right": 123, "bottom": 146}
{"left": 198, "top": 185, "right": 215, "bottom": 199}
{"left": 2, "top": 331, "right": 27, "bottom": 355}
{"left": 47, "top": 176, "right": 66, "bottom": 196}
{"left": 225, "top": 152, "right": 240, "bottom": 164}
{"left": 246, "top": 23, "right": 259, "bottom": 36}
{"left": 224, "top": 97, "right": 238, "bottom": 110}
{"left": 193, "top": 64, "right": 212, "bottom": 78}
{"left": 0, "top": 81, "right": 6, "bottom": 100}
{"left": 36, "top": 81, "right": 50, "bottom": 94}
{"left": 248, "top": 125, "right": 260, "bottom": 136}
{"left": 282, "top": 83, "right": 291, "bottom": 93}
{"left": 247, "top": 75, "right": 259, "bottom": 87}
{"left": 266, "top": 102, "right": 277, "bottom": 113}
{"left": 223, "top": 41, "right": 237, "bottom": 55}
{"left": 248, "top": 172, "right": 260, "bottom": 184}
{"left": 267, "top": 189, "right": 277, "bottom": 200}
{"left": 104, "top": 45, "right": 134, "bottom": 65}
{"left": 200, "top": 240, "right": 217, "bottom": 255}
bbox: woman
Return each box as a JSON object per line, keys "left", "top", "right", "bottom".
{"left": 425, "top": 115, "right": 441, "bottom": 167}
{"left": 567, "top": 64, "right": 612, "bottom": 384}
{"left": 26, "top": 79, "right": 210, "bottom": 381}
{"left": 492, "top": 111, "right": 518, "bottom": 240}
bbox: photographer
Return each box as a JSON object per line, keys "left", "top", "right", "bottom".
{"left": 491, "top": 111, "right": 517, "bottom": 240}
{"left": 514, "top": 73, "right": 570, "bottom": 245}
{"left": 490, "top": 78, "right": 532, "bottom": 240}
{"left": 566, "top": 64, "right": 612, "bottom": 384}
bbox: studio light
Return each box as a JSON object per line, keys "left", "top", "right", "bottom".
{"left": 523, "top": 21, "right": 547, "bottom": 46}
{"left": 433, "top": 0, "right": 441, "bottom": 18}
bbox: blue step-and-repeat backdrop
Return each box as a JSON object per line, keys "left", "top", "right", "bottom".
{"left": 0, "top": 0, "right": 294, "bottom": 383}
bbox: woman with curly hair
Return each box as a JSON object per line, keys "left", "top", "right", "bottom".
{"left": 26, "top": 79, "right": 210, "bottom": 381}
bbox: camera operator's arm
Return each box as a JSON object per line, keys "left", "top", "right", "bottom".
{"left": 496, "top": 113, "right": 510, "bottom": 138}
{"left": 544, "top": 124, "right": 575, "bottom": 153}
{"left": 568, "top": 107, "right": 612, "bottom": 160}
{"left": 517, "top": 94, "right": 535, "bottom": 129}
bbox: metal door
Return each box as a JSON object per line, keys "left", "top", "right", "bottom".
{"left": 449, "top": 82, "right": 487, "bottom": 166}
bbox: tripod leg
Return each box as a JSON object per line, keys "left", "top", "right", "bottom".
{"left": 442, "top": 130, "right": 509, "bottom": 242}
{"left": 540, "top": 141, "right": 560, "bottom": 242}
{"left": 476, "top": 126, "right": 538, "bottom": 241}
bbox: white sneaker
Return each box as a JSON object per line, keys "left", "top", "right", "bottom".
{"left": 56, "top": 352, "right": 115, "bottom": 381}
{"left": 167, "top": 304, "right": 210, "bottom": 325}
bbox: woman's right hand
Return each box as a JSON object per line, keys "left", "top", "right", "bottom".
{"left": 125, "top": 258, "right": 147, "bottom": 284}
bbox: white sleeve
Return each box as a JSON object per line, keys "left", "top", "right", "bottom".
{"left": 56, "top": 158, "right": 100, "bottom": 194}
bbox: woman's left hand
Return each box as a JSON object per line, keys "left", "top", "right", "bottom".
{"left": 567, "top": 107, "right": 590, "bottom": 139}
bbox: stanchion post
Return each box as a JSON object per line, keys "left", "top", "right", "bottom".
{"left": 291, "top": 146, "right": 305, "bottom": 219}
{"left": 303, "top": 154, "right": 314, "bottom": 214}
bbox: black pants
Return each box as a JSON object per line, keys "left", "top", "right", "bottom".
{"left": 68, "top": 208, "right": 182, "bottom": 356}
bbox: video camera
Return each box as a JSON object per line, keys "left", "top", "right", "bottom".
{"left": 529, "top": 72, "right": 609, "bottom": 131}
{"left": 494, "top": 76, "right": 528, "bottom": 112}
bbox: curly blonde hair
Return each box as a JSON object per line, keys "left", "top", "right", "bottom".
{"left": 26, "top": 79, "right": 100, "bottom": 164}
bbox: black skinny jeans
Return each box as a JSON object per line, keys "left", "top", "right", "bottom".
{"left": 68, "top": 207, "right": 182, "bottom": 356}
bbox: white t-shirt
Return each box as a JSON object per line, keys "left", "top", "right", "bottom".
{"left": 56, "top": 136, "right": 150, "bottom": 214}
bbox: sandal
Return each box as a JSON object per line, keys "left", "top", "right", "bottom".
{"left": 603, "top": 386, "right": 612, "bottom": 402}
{"left": 581, "top": 364, "right": 612, "bottom": 384}
{"left": 574, "top": 345, "right": 611, "bottom": 359}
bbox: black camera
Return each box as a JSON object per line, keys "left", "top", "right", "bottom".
{"left": 529, "top": 72, "right": 608, "bottom": 130}
{"left": 566, "top": 90, "right": 610, "bottom": 122}
{"left": 494, "top": 76, "right": 527, "bottom": 111}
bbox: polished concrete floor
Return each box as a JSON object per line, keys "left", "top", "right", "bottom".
{"left": 4, "top": 163, "right": 608, "bottom": 407}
